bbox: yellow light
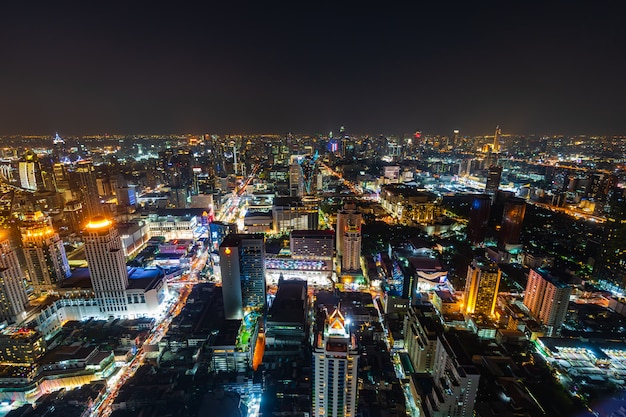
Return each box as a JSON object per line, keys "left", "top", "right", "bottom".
{"left": 224, "top": 247, "right": 231, "bottom": 255}
{"left": 86, "top": 217, "right": 112, "bottom": 230}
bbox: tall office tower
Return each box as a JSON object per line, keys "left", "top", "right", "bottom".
{"left": 493, "top": 125, "right": 501, "bottom": 153}
{"left": 466, "top": 195, "right": 492, "bottom": 245}
{"left": 404, "top": 305, "right": 440, "bottom": 373}
{"left": 20, "top": 211, "right": 70, "bottom": 294}
{"left": 0, "top": 233, "right": 29, "bottom": 324}
{"left": 523, "top": 268, "right": 571, "bottom": 336}
{"left": 273, "top": 197, "right": 319, "bottom": 233}
{"left": 453, "top": 129, "right": 460, "bottom": 148}
{"left": 341, "top": 224, "right": 361, "bottom": 272}
{"left": 219, "top": 234, "right": 266, "bottom": 320}
{"left": 63, "top": 200, "right": 84, "bottom": 234}
{"left": 404, "top": 306, "right": 480, "bottom": 417}
{"left": 159, "top": 148, "right": 194, "bottom": 188}
{"left": 84, "top": 216, "right": 129, "bottom": 316}
{"left": 289, "top": 161, "right": 304, "bottom": 197}
{"left": 73, "top": 161, "right": 101, "bottom": 220}
{"left": 336, "top": 203, "right": 362, "bottom": 260}
{"left": 290, "top": 230, "right": 335, "bottom": 260}
{"left": 52, "top": 162, "right": 70, "bottom": 193}
{"left": 19, "top": 150, "right": 46, "bottom": 191}
{"left": 484, "top": 165, "right": 503, "bottom": 197}
{"left": 499, "top": 197, "right": 526, "bottom": 249}
{"left": 312, "top": 307, "right": 359, "bottom": 417}
{"left": 463, "top": 258, "right": 501, "bottom": 316}
{"left": 595, "top": 190, "right": 626, "bottom": 287}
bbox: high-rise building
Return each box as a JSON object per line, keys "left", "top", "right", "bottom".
{"left": 0, "top": 233, "right": 29, "bottom": 324}
{"left": 84, "top": 216, "right": 130, "bottom": 316}
{"left": 289, "top": 161, "right": 304, "bottom": 197}
{"left": 493, "top": 125, "right": 501, "bottom": 153}
{"left": 272, "top": 197, "right": 319, "bottom": 233}
{"left": 499, "top": 197, "right": 526, "bottom": 249}
{"left": 404, "top": 306, "right": 440, "bottom": 373}
{"left": 336, "top": 203, "right": 362, "bottom": 262}
{"left": 290, "top": 230, "right": 334, "bottom": 260}
{"left": 523, "top": 268, "right": 571, "bottom": 336}
{"left": 342, "top": 224, "right": 361, "bottom": 272}
{"left": 18, "top": 150, "right": 47, "bottom": 191}
{"left": 466, "top": 195, "right": 492, "bottom": 245}
{"left": 72, "top": 161, "right": 101, "bottom": 220}
{"left": 484, "top": 165, "right": 503, "bottom": 197}
{"left": 312, "top": 307, "right": 359, "bottom": 417}
{"left": 63, "top": 200, "right": 84, "bottom": 234}
{"left": 404, "top": 307, "right": 480, "bottom": 417}
{"left": 219, "top": 234, "right": 266, "bottom": 320}
{"left": 463, "top": 258, "right": 501, "bottom": 316}
{"left": 20, "top": 211, "right": 70, "bottom": 294}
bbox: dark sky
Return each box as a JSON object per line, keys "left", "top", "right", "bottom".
{"left": 1, "top": 2, "right": 625, "bottom": 136}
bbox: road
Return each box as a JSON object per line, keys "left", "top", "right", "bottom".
{"left": 89, "top": 248, "right": 210, "bottom": 417}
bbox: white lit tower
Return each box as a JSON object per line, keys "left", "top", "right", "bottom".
{"left": 493, "top": 125, "right": 501, "bottom": 153}
{"left": 0, "top": 232, "right": 29, "bottom": 324}
{"left": 84, "top": 216, "right": 129, "bottom": 316}
{"left": 313, "top": 307, "right": 359, "bottom": 417}
{"left": 20, "top": 211, "right": 70, "bottom": 294}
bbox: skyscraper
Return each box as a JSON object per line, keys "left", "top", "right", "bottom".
{"left": 493, "top": 125, "right": 501, "bottom": 153}
{"left": 484, "top": 165, "right": 503, "bottom": 197}
{"left": 336, "top": 203, "right": 362, "bottom": 270}
{"left": 20, "top": 211, "right": 70, "bottom": 294}
{"left": 523, "top": 268, "right": 571, "bottom": 336}
{"left": 18, "top": 150, "right": 47, "bottom": 191}
{"left": 0, "top": 233, "right": 29, "bottom": 324}
{"left": 219, "top": 234, "right": 266, "bottom": 320}
{"left": 466, "top": 195, "right": 492, "bottom": 245}
{"left": 313, "top": 307, "right": 359, "bottom": 417}
{"left": 342, "top": 224, "right": 361, "bottom": 272}
{"left": 72, "top": 161, "right": 101, "bottom": 220}
{"left": 289, "top": 160, "right": 304, "bottom": 197}
{"left": 499, "top": 197, "right": 526, "bottom": 249}
{"left": 84, "top": 216, "right": 129, "bottom": 316}
{"left": 463, "top": 258, "right": 501, "bottom": 316}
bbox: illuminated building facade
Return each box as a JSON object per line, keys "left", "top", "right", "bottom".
{"left": 20, "top": 211, "right": 70, "bottom": 294}
{"left": 219, "top": 234, "right": 266, "bottom": 320}
{"left": 0, "top": 234, "right": 29, "bottom": 324}
{"left": 313, "top": 307, "right": 359, "bottom": 417}
{"left": 499, "top": 197, "right": 526, "bottom": 249}
{"left": 463, "top": 258, "right": 501, "bottom": 316}
{"left": 18, "top": 150, "right": 48, "bottom": 191}
{"left": 342, "top": 224, "right": 361, "bottom": 272}
{"left": 84, "top": 216, "right": 130, "bottom": 315}
{"left": 290, "top": 229, "right": 334, "bottom": 260}
{"left": 0, "top": 327, "right": 45, "bottom": 365}
{"left": 336, "top": 203, "right": 363, "bottom": 265}
{"left": 466, "top": 195, "right": 491, "bottom": 245}
{"left": 273, "top": 197, "right": 319, "bottom": 234}
{"left": 523, "top": 268, "right": 571, "bottom": 336}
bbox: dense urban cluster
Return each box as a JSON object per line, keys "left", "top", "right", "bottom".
{"left": 0, "top": 128, "right": 624, "bottom": 417}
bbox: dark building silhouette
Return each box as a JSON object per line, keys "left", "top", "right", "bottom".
{"left": 70, "top": 161, "right": 101, "bottom": 219}
{"left": 484, "top": 165, "right": 503, "bottom": 198}
{"left": 466, "top": 195, "right": 492, "bottom": 245}
{"left": 499, "top": 197, "right": 526, "bottom": 249}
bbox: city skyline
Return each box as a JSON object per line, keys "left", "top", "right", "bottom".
{"left": 1, "top": 3, "right": 626, "bottom": 135}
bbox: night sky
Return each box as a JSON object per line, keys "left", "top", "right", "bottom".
{"left": 1, "top": 2, "right": 625, "bottom": 136}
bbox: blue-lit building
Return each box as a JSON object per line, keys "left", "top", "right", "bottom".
{"left": 220, "top": 234, "right": 266, "bottom": 320}
{"left": 209, "top": 221, "right": 236, "bottom": 252}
